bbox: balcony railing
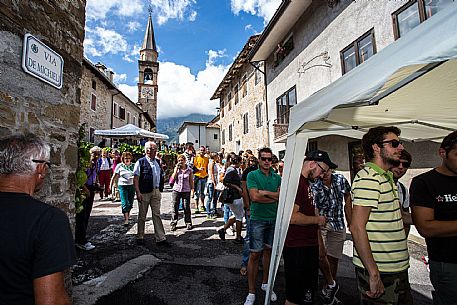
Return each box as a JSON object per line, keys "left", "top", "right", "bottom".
{"left": 273, "top": 119, "right": 288, "bottom": 141}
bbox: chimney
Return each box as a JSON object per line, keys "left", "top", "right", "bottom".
{"left": 95, "top": 62, "right": 107, "bottom": 74}
{"left": 108, "top": 70, "right": 114, "bottom": 82}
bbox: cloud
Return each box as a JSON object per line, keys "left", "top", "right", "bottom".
{"left": 113, "top": 73, "right": 127, "bottom": 84}
{"left": 231, "top": 0, "right": 281, "bottom": 24}
{"left": 117, "top": 51, "right": 229, "bottom": 119}
{"left": 122, "top": 44, "right": 141, "bottom": 63}
{"left": 149, "top": 0, "right": 198, "bottom": 25}
{"left": 86, "top": 0, "right": 143, "bottom": 20}
{"left": 127, "top": 21, "right": 141, "bottom": 32}
{"left": 84, "top": 27, "right": 128, "bottom": 57}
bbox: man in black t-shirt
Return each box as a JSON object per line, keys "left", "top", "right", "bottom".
{"left": 0, "top": 134, "right": 76, "bottom": 305}
{"left": 410, "top": 130, "right": 457, "bottom": 305}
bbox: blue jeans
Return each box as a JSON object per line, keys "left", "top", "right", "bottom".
{"left": 430, "top": 260, "right": 457, "bottom": 305}
{"left": 205, "top": 182, "right": 216, "bottom": 215}
{"left": 194, "top": 176, "right": 207, "bottom": 200}
{"left": 223, "top": 204, "right": 233, "bottom": 223}
{"left": 241, "top": 215, "right": 251, "bottom": 267}
{"left": 249, "top": 219, "right": 276, "bottom": 252}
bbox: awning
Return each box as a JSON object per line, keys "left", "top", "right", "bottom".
{"left": 265, "top": 5, "right": 457, "bottom": 304}
{"left": 95, "top": 124, "right": 169, "bottom": 140}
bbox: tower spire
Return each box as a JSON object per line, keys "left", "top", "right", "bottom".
{"left": 141, "top": 12, "right": 157, "bottom": 51}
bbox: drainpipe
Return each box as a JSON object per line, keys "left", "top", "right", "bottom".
{"left": 110, "top": 91, "right": 121, "bottom": 147}
{"left": 250, "top": 60, "right": 270, "bottom": 147}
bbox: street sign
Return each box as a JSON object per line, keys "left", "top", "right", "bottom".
{"left": 21, "top": 33, "right": 64, "bottom": 89}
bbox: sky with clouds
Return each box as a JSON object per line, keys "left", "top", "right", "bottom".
{"left": 84, "top": 0, "right": 281, "bottom": 119}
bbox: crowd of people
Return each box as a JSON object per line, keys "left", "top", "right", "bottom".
{"left": 0, "top": 127, "right": 456, "bottom": 304}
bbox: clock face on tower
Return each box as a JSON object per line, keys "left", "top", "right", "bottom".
{"left": 141, "top": 87, "right": 154, "bottom": 99}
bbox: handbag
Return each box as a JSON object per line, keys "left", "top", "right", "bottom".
{"left": 215, "top": 182, "right": 225, "bottom": 191}
{"left": 219, "top": 188, "right": 234, "bottom": 204}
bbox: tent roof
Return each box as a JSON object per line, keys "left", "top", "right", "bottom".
{"left": 94, "top": 124, "right": 169, "bottom": 140}
{"left": 288, "top": 4, "right": 457, "bottom": 142}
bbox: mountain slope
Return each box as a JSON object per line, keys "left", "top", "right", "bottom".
{"left": 157, "top": 113, "right": 215, "bottom": 144}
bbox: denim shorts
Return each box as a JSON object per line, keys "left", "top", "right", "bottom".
{"left": 249, "top": 219, "right": 276, "bottom": 252}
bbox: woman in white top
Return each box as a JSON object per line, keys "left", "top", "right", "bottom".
{"left": 205, "top": 153, "right": 220, "bottom": 219}
{"left": 110, "top": 152, "right": 135, "bottom": 226}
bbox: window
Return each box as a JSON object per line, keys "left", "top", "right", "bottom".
{"left": 91, "top": 80, "right": 96, "bottom": 90}
{"left": 133, "top": 116, "right": 137, "bottom": 126}
{"left": 234, "top": 84, "right": 239, "bottom": 105}
{"left": 241, "top": 74, "right": 247, "bottom": 97}
{"left": 89, "top": 127, "right": 95, "bottom": 143}
{"left": 119, "top": 107, "right": 126, "bottom": 120}
{"left": 392, "top": 0, "right": 451, "bottom": 40}
{"left": 243, "top": 113, "right": 249, "bottom": 134}
{"left": 228, "top": 124, "right": 233, "bottom": 141}
{"left": 113, "top": 102, "right": 118, "bottom": 117}
{"left": 276, "top": 86, "right": 297, "bottom": 124}
{"left": 127, "top": 112, "right": 131, "bottom": 124}
{"left": 222, "top": 129, "right": 225, "bottom": 145}
{"left": 214, "top": 133, "right": 218, "bottom": 140}
{"left": 228, "top": 91, "right": 232, "bottom": 111}
{"left": 254, "top": 62, "right": 262, "bottom": 85}
{"left": 340, "top": 29, "right": 376, "bottom": 74}
{"left": 255, "top": 103, "right": 263, "bottom": 127}
{"left": 144, "top": 68, "right": 153, "bottom": 84}
{"left": 90, "top": 94, "right": 96, "bottom": 111}
{"left": 274, "top": 34, "right": 294, "bottom": 66}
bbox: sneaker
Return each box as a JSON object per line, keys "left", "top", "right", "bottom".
{"left": 217, "top": 228, "right": 225, "bottom": 241}
{"left": 76, "top": 242, "right": 95, "bottom": 251}
{"left": 194, "top": 209, "right": 200, "bottom": 214}
{"left": 261, "top": 283, "right": 277, "bottom": 302}
{"left": 226, "top": 227, "right": 235, "bottom": 236}
{"left": 200, "top": 206, "right": 206, "bottom": 212}
{"left": 321, "top": 281, "right": 339, "bottom": 305}
{"left": 303, "top": 289, "right": 313, "bottom": 304}
{"left": 211, "top": 214, "right": 218, "bottom": 220}
{"left": 206, "top": 215, "right": 212, "bottom": 220}
{"left": 244, "top": 293, "right": 255, "bottom": 305}
{"left": 186, "top": 224, "right": 193, "bottom": 230}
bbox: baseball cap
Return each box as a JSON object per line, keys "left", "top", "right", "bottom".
{"left": 306, "top": 150, "right": 338, "bottom": 169}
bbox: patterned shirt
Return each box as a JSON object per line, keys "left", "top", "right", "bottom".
{"left": 351, "top": 162, "right": 409, "bottom": 273}
{"left": 312, "top": 173, "right": 351, "bottom": 231}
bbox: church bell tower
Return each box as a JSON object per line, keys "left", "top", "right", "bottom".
{"left": 138, "top": 12, "right": 158, "bottom": 131}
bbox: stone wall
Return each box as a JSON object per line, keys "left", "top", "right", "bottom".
{"left": 0, "top": 0, "right": 86, "bottom": 289}
{"left": 219, "top": 62, "right": 268, "bottom": 153}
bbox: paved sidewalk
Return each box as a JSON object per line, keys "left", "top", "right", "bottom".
{"left": 72, "top": 186, "right": 433, "bottom": 305}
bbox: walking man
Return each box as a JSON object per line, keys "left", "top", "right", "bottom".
{"left": 0, "top": 134, "right": 76, "bottom": 305}
{"left": 312, "top": 159, "right": 351, "bottom": 304}
{"left": 410, "top": 130, "right": 457, "bottom": 305}
{"left": 244, "top": 147, "right": 281, "bottom": 305}
{"left": 193, "top": 146, "right": 209, "bottom": 213}
{"left": 283, "top": 150, "right": 335, "bottom": 305}
{"left": 351, "top": 126, "right": 412, "bottom": 304}
{"left": 133, "top": 141, "right": 168, "bottom": 245}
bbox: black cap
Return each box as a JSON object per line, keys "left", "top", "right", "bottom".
{"left": 306, "top": 150, "right": 338, "bottom": 169}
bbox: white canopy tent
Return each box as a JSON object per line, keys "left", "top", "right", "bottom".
{"left": 94, "top": 124, "right": 169, "bottom": 140}
{"left": 265, "top": 5, "right": 457, "bottom": 304}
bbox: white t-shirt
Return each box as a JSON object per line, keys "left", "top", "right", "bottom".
{"left": 114, "top": 163, "right": 135, "bottom": 185}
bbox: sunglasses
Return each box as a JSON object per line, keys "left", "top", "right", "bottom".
{"left": 315, "top": 161, "right": 328, "bottom": 174}
{"left": 396, "top": 161, "right": 410, "bottom": 168}
{"left": 260, "top": 157, "right": 273, "bottom": 162}
{"left": 378, "top": 139, "right": 403, "bottom": 148}
{"left": 124, "top": 158, "right": 132, "bottom": 160}
{"left": 32, "top": 159, "right": 51, "bottom": 168}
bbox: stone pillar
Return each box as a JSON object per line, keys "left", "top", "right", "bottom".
{"left": 0, "top": 0, "right": 86, "bottom": 294}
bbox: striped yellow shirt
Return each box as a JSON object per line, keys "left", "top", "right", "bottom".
{"left": 351, "top": 162, "right": 409, "bottom": 273}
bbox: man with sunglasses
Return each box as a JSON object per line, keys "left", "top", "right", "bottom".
{"left": 244, "top": 147, "right": 281, "bottom": 305}
{"left": 391, "top": 150, "right": 413, "bottom": 237}
{"left": 0, "top": 134, "right": 76, "bottom": 305}
{"left": 410, "top": 130, "right": 457, "bottom": 305}
{"left": 351, "top": 126, "right": 412, "bottom": 305}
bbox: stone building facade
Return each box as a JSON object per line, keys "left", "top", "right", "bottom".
{"left": 211, "top": 35, "right": 268, "bottom": 154}
{"left": 249, "top": 0, "right": 445, "bottom": 175}
{"left": 0, "top": 0, "right": 86, "bottom": 290}
{"left": 80, "top": 58, "right": 148, "bottom": 144}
